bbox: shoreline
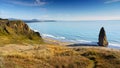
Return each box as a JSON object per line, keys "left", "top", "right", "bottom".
{"left": 43, "top": 37, "right": 73, "bottom": 45}
{"left": 43, "top": 37, "right": 120, "bottom": 50}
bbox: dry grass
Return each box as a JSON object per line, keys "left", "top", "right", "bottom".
{"left": 0, "top": 43, "right": 120, "bottom": 68}
{"left": 0, "top": 44, "right": 91, "bottom": 68}
{"left": 73, "top": 47, "right": 120, "bottom": 68}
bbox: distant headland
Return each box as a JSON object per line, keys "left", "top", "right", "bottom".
{"left": 7, "top": 18, "right": 56, "bottom": 23}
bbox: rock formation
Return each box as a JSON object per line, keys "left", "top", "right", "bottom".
{"left": 98, "top": 27, "right": 108, "bottom": 47}
{"left": 0, "top": 19, "right": 43, "bottom": 44}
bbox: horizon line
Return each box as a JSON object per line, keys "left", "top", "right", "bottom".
{"left": 1, "top": 17, "right": 120, "bottom": 21}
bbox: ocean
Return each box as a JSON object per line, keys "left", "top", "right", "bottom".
{"left": 27, "top": 20, "right": 120, "bottom": 49}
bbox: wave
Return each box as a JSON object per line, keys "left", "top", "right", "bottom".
{"left": 109, "top": 43, "right": 120, "bottom": 47}
{"left": 73, "top": 39, "right": 98, "bottom": 45}
{"left": 76, "top": 39, "right": 92, "bottom": 43}
{"left": 29, "top": 27, "right": 38, "bottom": 32}
{"left": 42, "top": 34, "right": 66, "bottom": 40}
{"left": 34, "top": 29, "right": 38, "bottom": 32}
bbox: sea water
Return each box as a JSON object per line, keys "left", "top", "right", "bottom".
{"left": 27, "top": 20, "right": 120, "bottom": 49}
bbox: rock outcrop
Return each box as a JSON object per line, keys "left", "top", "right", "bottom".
{"left": 0, "top": 19, "right": 43, "bottom": 44}
{"left": 98, "top": 27, "right": 108, "bottom": 47}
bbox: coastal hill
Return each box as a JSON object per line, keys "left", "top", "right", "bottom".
{"left": 0, "top": 19, "right": 43, "bottom": 45}
{"left": 0, "top": 18, "right": 120, "bottom": 68}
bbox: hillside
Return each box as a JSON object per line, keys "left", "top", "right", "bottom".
{"left": 0, "top": 19, "right": 43, "bottom": 45}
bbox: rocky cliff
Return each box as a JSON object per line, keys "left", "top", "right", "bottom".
{"left": 0, "top": 19, "right": 43, "bottom": 44}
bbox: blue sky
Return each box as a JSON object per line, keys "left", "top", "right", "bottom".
{"left": 0, "top": 0, "right": 120, "bottom": 20}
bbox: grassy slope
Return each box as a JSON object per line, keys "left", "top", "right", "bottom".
{"left": 0, "top": 19, "right": 43, "bottom": 45}
{"left": 0, "top": 43, "right": 120, "bottom": 68}
{"left": 0, "top": 35, "right": 43, "bottom": 45}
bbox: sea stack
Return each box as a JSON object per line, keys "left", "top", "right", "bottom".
{"left": 98, "top": 27, "right": 108, "bottom": 47}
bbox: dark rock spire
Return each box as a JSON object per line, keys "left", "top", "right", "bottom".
{"left": 98, "top": 27, "right": 108, "bottom": 47}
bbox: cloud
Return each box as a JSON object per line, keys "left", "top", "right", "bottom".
{"left": 34, "top": 0, "right": 46, "bottom": 6}
{"left": 104, "top": 0, "right": 120, "bottom": 4}
{"left": 7, "top": 0, "right": 46, "bottom": 6}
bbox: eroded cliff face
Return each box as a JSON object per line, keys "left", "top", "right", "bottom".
{"left": 98, "top": 27, "right": 108, "bottom": 47}
{"left": 0, "top": 19, "right": 43, "bottom": 44}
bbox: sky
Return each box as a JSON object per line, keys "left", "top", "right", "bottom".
{"left": 0, "top": 0, "right": 120, "bottom": 21}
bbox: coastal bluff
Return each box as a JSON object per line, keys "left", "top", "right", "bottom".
{"left": 0, "top": 19, "right": 43, "bottom": 44}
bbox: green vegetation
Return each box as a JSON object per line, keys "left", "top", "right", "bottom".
{"left": 0, "top": 19, "right": 43, "bottom": 45}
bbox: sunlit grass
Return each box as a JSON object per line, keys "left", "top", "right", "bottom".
{"left": 0, "top": 44, "right": 119, "bottom": 68}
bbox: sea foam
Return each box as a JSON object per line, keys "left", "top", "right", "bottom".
{"left": 42, "top": 34, "right": 66, "bottom": 40}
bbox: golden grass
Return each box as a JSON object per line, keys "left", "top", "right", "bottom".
{"left": 0, "top": 44, "right": 92, "bottom": 68}
{"left": 0, "top": 43, "right": 120, "bottom": 68}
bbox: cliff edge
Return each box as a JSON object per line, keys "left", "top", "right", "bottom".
{"left": 0, "top": 19, "right": 43, "bottom": 45}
